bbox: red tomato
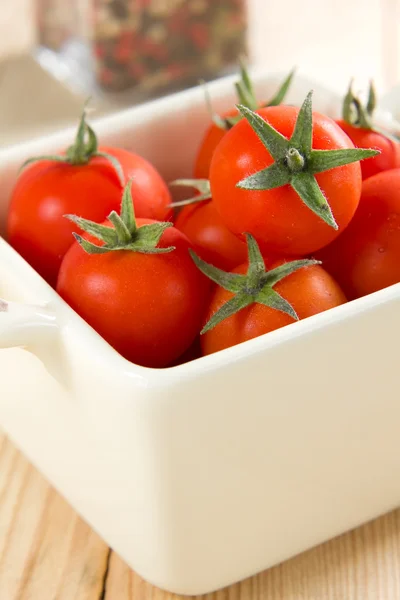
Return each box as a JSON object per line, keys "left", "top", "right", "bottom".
{"left": 57, "top": 219, "right": 209, "bottom": 368}
{"left": 7, "top": 158, "right": 122, "bottom": 287}
{"left": 316, "top": 168, "right": 400, "bottom": 299}
{"left": 194, "top": 108, "right": 237, "bottom": 179}
{"left": 101, "top": 146, "right": 172, "bottom": 221}
{"left": 175, "top": 199, "right": 247, "bottom": 271}
{"left": 335, "top": 121, "right": 400, "bottom": 180}
{"left": 7, "top": 148, "right": 172, "bottom": 287}
{"left": 194, "top": 67, "right": 295, "bottom": 178}
{"left": 210, "top": 105, "right": 363, "bottom": 256}
{"left": 201, "top": 260, "right": 347, "bottom": 356}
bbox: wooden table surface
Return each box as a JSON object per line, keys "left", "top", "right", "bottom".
{"left": 1, "top": 429, "right": 400, "bottom": 600}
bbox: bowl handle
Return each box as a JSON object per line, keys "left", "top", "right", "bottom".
{"left": 0, "top": 297, "right": 58, "bottom": 348}
{"left": 0, "top": 297, "right": 68, "bottom": 386}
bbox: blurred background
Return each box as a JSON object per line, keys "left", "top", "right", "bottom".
{"left": 0, "top": 0, "right": 399, "bottom": 147}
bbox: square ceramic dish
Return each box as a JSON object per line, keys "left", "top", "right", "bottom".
{"left": 0, "top": 71, "right": 400, "bottom": 596}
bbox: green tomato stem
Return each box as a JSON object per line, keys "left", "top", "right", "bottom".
{"left": 236, "top": 91, "right": 380, "bottom": 229}
{"left": 65, "top": 179, "right": 175, "bottom": 256}
{"left": 190, "top": 233, "right": 320, "bottom": 333}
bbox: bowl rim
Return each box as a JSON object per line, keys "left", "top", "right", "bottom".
{"left": 2, "top": 219, "right": 399, "bottom": 388}
{"left": 1, "top": 68, "right": 398, "bottom": 386}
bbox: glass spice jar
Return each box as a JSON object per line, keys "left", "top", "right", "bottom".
{"left": 35, "top": 0, "right": 247, "bottom": 101}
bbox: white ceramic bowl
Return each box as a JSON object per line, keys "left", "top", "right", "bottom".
{"left": 1, "top": 71, "right": 400, "bottom": 596}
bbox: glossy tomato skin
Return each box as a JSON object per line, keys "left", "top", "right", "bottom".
{"left": 210, "top": 106, "right": 363, "bottom": 257}
{"left": 101, "top": 146, "right": 173, "bottom": 221}
{"left": 175, "top": 200, "right": 247, "bottom": 271}
{"left": 7, "top": 148, "right": 172, "bottom": 287}
{"left": 335, "top": 120, "right": 400, "bottom": 180}
{"left": 316, "top": 168, "right": 400, "bottom": 300}
{"left": 57, "top": 219, "right": 210, "bottom": 369}
{"left": 201, "top": 260, "right": 346, "bottom": 356}
{"left": 7, "top": 158, "right": 123, "bottom": 287}
{"left": 193, "top": 108, "right": 238, "bottom": 179}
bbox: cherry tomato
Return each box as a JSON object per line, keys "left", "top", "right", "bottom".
{"left": 194, "top": 66, "right": 296, "bottom": 178}
{"left": 7, "top": 158, "right": 122, "bottom": 286}
{"left": 335, "top": 121, "right": 400, "bottom": 180}
{"left": 201, "top": 260, "right": 346, "bottom": 356}
{"left": 194, "top": 108, "right": 237, "bottom": 179}
{"left": 175, "top": 199, "right": 247, "bottom": 271}
{"left": 7, "top": 125, "right": 171, "bottom": 287}
{"left": 210, "top": 104, "right": 364, "bottom": 256}
{"left": 316, "top": 168, "right": 400, "bottom": 299}
{"left": 335, "top": 80, "right": 400, "bottom": 180}
{"left": 101, "top": 146, "right": 172, "bottom": 221}
{"left": 57, "top": 218, "right": 209, "bottom": 369}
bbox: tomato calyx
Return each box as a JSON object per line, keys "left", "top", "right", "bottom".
{"left": 342, "top": 80, "right": 376, "bottom": 129}
{"left": 342, "top": 79, "right": 376, "bottom": 130}
{"left": 190, "top": 233, "right": 319, "bottom": 333}
{"left": 20, "top": 101, "right": 124, "bottom": 185}
{"left": 204, "top": 59, "right": 296, "bottom": 131}
{"left": 169, "top": 178, "right": 211, "bottom": 208}
{"left": 236, "top": 91, "right": 380, "bottom": 229}
{"left": 342, "top": 80, "right": 400, "bottom": 142}
{"left": 65, "top": 179, "right": 175, "bottom": 255}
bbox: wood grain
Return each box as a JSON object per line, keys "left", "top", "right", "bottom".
{"left": 1, "top": 428, "right": 400, "bottom": 600}
{"left": 104, "top": 515, "right": 400, "bottom": 600}
{"left": 0, "top": 433, "right": 110, "bottom": 600}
